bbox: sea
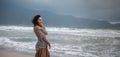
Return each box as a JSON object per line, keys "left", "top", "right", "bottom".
{"left": 0, "top": 25, "right": 120, "bottom": 57}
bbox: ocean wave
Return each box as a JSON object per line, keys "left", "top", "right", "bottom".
{"left": 0, "top": 25, "right": 120, "bottom": 37}
{"left": 0, "top": 37, "right": 99, "bottom": 57}
{"left": 0, "top": 25, "right": 33, "bottom": 31}
{"left": 0, "top": 37, "right": 35, "bottom": 53}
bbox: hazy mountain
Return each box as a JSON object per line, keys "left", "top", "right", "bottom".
{"left": 0, "top": 4, "right": 120, "bottom": 29}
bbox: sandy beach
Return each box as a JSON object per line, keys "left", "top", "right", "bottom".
{"left": 0, "top": 49, "right": 34, "bottom": 57}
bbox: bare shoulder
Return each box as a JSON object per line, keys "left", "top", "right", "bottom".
{"left": 34, "top": 25, "right": 42, "bottom": 31}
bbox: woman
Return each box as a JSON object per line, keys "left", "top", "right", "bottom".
{"left": 32, "top": 15, "right": 51, "bottom": 57}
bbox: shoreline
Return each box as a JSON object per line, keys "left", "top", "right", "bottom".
{"left": 0, "top": 49, "right": 34, "bottom": 57}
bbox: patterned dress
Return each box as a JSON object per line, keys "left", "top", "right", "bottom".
{"left": 34, "top": 25, "right": 50, "bottom": 57}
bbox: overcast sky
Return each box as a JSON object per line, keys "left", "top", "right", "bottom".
{"left": 1, "top": 0, "right": 120, "bottom": 23}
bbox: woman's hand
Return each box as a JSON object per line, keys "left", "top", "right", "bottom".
{"left": 48, "top": 43, "right": 51, "bottom": 49}
{"left": 41, "top": 24, "right": 48, "bottom": 35}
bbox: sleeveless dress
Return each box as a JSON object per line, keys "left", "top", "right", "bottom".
{"left": 34, "top": 26, "right": 50, "bottom": 57}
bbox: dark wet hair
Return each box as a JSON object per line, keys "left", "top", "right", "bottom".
{"left": 32, "top": 15, "right": 41, "bottom": 26}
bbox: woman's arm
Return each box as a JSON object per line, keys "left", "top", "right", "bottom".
{"left": 34, "top": 26, "right": 44, "bottom": 42}
{"left": 41, "top": 24, "right": 48, "bottom": 35}
{"left": 43, "top": 38, "right": 51, "bottom": 49}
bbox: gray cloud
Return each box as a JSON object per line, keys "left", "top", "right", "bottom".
{"left": 1, "top": 0, "right": 120, "bottom": 22}
{"left": 33, "top": 0, "right": 120, "bottom": 22}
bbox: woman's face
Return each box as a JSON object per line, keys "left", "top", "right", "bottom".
{"left": 37, "top": 17, "right": 42, "bottom": 24}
